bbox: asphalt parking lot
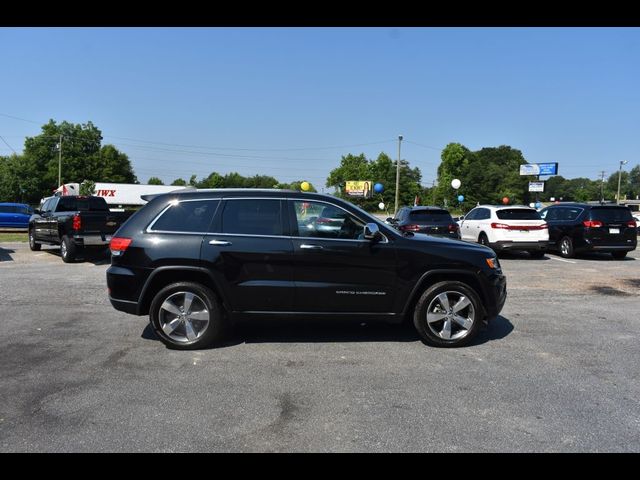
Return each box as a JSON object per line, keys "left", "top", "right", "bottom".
{"left": 0, "top": 241, "right": 639, "bottom": 452}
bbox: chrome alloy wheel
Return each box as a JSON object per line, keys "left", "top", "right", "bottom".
{"left": 158, "top": 291, "right": 210, "bottom": 343}
{"left": 426, "top": 291, "right": 475, "bottom": 340}
{"left": 60, "top": 241, "right": 67, "bottom": 258}
{"left": 560, "top": 238, "right": 570, "bottom": 256}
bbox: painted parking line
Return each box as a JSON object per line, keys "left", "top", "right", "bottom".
{"left": 548, "top": 256, "right": 577, "bottom": 264}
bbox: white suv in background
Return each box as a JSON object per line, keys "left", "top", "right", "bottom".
{"left": 459, "top": 205, "right": 549, "bottom": 258}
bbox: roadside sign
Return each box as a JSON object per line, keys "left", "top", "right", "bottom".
{"left": 345, "top": 181, "right": 373, "bottom": 198}
{"left": 520, "top": 163, "right": 558, "bottom": 176}
{"left": 529, "top": 181, "right": 545, "bottom": 192}
{"left": 537, "top": 163, "right": 558, "bottom": 175}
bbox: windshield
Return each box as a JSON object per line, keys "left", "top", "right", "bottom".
{"left": 496, "top": 209, "right": 541, "bottom": 220}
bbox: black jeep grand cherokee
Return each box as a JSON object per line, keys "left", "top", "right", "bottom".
{"left": 107, "top": 189, "right": 506, "bottom": 349}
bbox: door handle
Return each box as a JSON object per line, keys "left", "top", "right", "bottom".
{"left": 300, "top": 244, "right": 323, "bottom": 250}
{"left": 208, "top": 239, "right": 232, "bottom": 246}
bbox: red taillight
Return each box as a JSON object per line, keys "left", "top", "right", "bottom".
{"left": 109, "top": 237, "right": 132, "bottom": 256}
{"left": 399, "top": 224, "right": 421, "bottom": 232}
{"left": 448, "top": 223, "right": 459, "bottom": 232}
{"left": 491, "top": 223, "right": 547, "bottom": 230}
{"left": 491, "top": 222, "right": 510, "bottom": 229}
{"left": 627, "top": 220, "right": 637, "bottom": 228}
{"left": 583, "top": 220, "right": 603, "bottom": 228}
{"left": 72, "top": 213, "right": 81, "bottom": 231}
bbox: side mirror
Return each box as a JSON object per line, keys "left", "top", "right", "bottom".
{"left": 33, "top": 209, "right": 41, "bottom": 215}
{"left": 364, "top": 223, "right": 382, "bottom": 241}
{"left": 459, "top": 215, "right": 465, "bottom": 220}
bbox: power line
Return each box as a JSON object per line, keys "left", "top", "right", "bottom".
{"left": 0, "top": 135, "right": 17, "bottom": 154}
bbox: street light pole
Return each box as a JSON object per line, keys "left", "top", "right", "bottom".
{"left": 58, "top": 134, "right": 63, "bottom": 187}
{"left": 617, "top": 160, "right": 628, "bottom": 204}
{"left": 394, "top": 135, "right": 403, "bottom": 216}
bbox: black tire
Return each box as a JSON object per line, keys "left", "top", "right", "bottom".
{"left": 611, "top": 251, "right": 627, "bottom": 260}
{"left": 28, "top": 229, "right": 41, "bottom": 251}
{"left": 149, "top": 281, "right": 225, "bottom": 350}
{"left": 559, "top": 236, "right": 574, "bottom": 258}
{"left": 478, "top": 233, "right": 490, "bottom": 247}
{"left": 529, "top": 250, "right": 545, "bottom": 259}
{"left": 60, "top": 235, "right": 77, "bottom": 263}
{"left": 413, "top": 281, "right": 484, "bottom": 348}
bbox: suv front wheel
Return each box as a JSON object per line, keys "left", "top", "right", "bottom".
{"left": 413, "top": 281, "right": 483, "bottom": 348}
{"left": 150, "top": 282, "right": 225, "bottom": 350}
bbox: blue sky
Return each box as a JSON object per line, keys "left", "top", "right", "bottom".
{"left": 1, "top": 27, "right": 639, "bottom": 191}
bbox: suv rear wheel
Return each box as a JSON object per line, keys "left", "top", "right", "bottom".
{"left": 150, "top": 282, "right": 225, "bottom": 350}
{"left": 413, "top": 281, "right": 483, "bottom": 348}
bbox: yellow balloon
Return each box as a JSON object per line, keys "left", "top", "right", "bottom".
{"left": 300, "top": 181, "right": 310, "bottom": 191}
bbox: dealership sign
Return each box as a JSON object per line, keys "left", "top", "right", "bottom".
{"left": 345, "top": 181, "right": 373, "bottom": 198}
{"left": 519, "top": 162, "right": 559, "bottom": 176}
{"left": 528, "top": 181, "right": 545, "bottom": 192}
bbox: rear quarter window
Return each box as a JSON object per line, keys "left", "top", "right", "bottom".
{"left": 151, "top": 200, "right": 219, "bottom": 233}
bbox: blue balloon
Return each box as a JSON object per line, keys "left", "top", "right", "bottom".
{"left": 374, "top": 183, "right": 384, "bottom": 193}
{"left": 457, "top": 195, "right": 464, "bottom": 202}
{"left": 535, "top": 201, "right": 542, "bottom": 209}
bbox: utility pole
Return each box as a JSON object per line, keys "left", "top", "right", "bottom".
{"left": 599, "top": 170, "right": 606, "bottom": 203}
{"left": 617, "top": 160, "right": 628, "bottom": 204}
{"left": 58, "top": 134, "right": 63, "bottom": 187}
{"left": 394, "top": 135, "right": 403, "bottom": 215}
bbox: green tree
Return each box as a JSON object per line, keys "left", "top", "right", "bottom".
{"left": 79, "top": 180, "right": 96, "bottom": 196}
{"left": 326, "top": 152, "right": 422, "bottom": 212}
{"left": 0, "top": 154, "right": 40, "bottom": 203}
{"left": 19, "top": 119, "right": 136, "bottom": 203}
{"left": 171, "top": 178, "right": 187, "bottom": 186}
{"left": 147, "top": 177, "right": 164, "bottom": 185}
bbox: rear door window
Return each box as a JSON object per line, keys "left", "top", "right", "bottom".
{"left": 589, "top": 207, "right": 633, "bottom": 223}
{"left": 221, "top": 199, "right": 283, "bottom": 236}
{"left": 496, "top": 209, "right": 541, "bottom": 220}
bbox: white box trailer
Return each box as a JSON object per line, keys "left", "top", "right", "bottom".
{"left": 54, "top": 183, "right": 189, "bottom": 206}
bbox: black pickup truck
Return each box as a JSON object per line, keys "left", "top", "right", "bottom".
{"left": 29, "top": 195, "right": 133, "bottom": 263}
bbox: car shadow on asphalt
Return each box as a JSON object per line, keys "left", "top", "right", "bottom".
{"left": 42, "top": 247, "right": 111, "bottom": 265}
{"left": 140, "top": 315, "right": 515, "bottom": 349}
{"left": 0, "top": 247, "right": 15, "bottom": 262}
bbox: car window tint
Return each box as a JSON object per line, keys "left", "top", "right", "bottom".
{"left": 464, "top": 209, "right": 477, "bottom": 220}
{"left": 589, "top": 207, "right": 633, "bottom": 222}
{"left": 563, "top": 208, "right": 583, "bottom": 221}
{"left": 56, "top": 197, "right": 77, "bottom": 211}
{"left": 293, "top": 200, "right": 365, "bottom": 240}
{"left": 408, "top": 210, "right": 452, "bottom": 222}
{"left": 221, "top": 199, "right": 282, "bottom": 236}
{"left": 0, "top": 205, "right": 16, "bottom": 213}
{"left": 153, "top": 200, "right": 219, "bottom": 233}
{"left": 496, "top": 209, "right": 541, "bottom": 220}
{"left": 477, "top": 208, "right": 491, "bottom": 220}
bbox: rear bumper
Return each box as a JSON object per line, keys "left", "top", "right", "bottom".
{"left": 490, "top": 240, "right": 547, "bottom": 251}
{"left": 108, "top": 296, "right": 139, "bottom": 315}
{"left": 73, "top": 233, "right": 112, "bottom": 246}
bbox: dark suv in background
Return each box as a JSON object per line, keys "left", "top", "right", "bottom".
{"left": 106, "top": 190, "right": 506, "bottom": 350}
{"left": 387, "top": 206, "right": 460, "bottom": 239}
{"left": 539, "top": 203, "right": 637, "bottom": 259}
